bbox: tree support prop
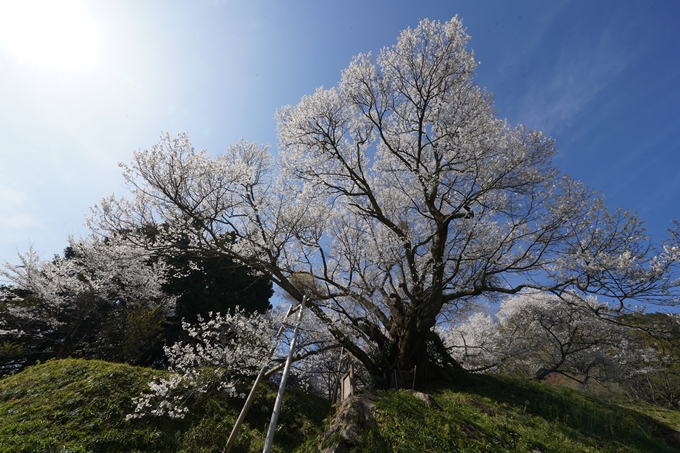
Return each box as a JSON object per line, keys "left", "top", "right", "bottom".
{"left": 222, "top": 302, "right": 301, "bottom": 453}
{"left": 262, "top": 295, "right": 307, "bottom": 453}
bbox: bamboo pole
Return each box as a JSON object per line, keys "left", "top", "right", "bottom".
{"left": 221, "top": 303, "right": 297, "bottom": 453}
{"left": 262, "top": 295, "right": 307, "bottom": 453}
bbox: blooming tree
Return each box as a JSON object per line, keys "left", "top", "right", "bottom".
{"left": 0, "top": 236, "right": 175, "bottom": 368}
{"left": 443, "top": 292, "right": 656, "bottom": 385}
{"left": 89, "top": 17, "right": 679, "bottom": 384}
{"left": 1, "top": 236, "right": 172, "bottom": 313}
{"left": 128, "top": 308, "right": 276, "bottom": 419}
{"left": 128, "top": 305, "right": 339, "bottom": 418}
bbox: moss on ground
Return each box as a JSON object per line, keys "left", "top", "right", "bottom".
{"left": 356, "top": 374, "right": 680, "bottom": 452}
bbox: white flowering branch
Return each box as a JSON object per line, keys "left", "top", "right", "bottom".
{"left": 127, "top": 305, "right": 339, "bottom": 420}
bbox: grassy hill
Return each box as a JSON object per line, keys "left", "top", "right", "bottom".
{"left": 0, "top": 359, "right": 329, "bottom": 452}
{"left": 0, "top": 358, "right": 678, "bottom": 452}
{"left": 353, "top": 376, "right": 680, "bottom": 452}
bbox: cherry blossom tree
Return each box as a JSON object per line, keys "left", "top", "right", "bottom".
{"left": 127, "top": 308, "right": 277, "bottom": 419}
{"left": 442, "top": 292, "right": 656, "bottom": 385}
{"left": 89, "top": 17, "right": 679, "bottom": 385}
{"left": 0, "top": 236, "right": 175, "bottom": 369}
{"left": 128, "top": 305, "right": 339, "bottom": 419}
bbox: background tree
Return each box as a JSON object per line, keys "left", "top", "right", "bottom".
{"left": 138, "top": 224, "right": 274, "bottom": 358}
{"left": 164, "top": 254, "right": 272, "bottom": 324}
{"left": 0, "top": 237, "right": 174, "bottom": 372}
{"left": 443, "top": 292, "right": 654, "bottom": 385}
{"left": 622, "top": 312, "right": 680, "bottom": 409}
{"left": 159, "top": 250, "right": 273, "bottom": 357}
{"left": 0, "top": 284, "right": 50, "bottom": 375}
{"left": 89, "top": 17, "right": 679, "bottom": 386}
{"left": 138, "top": 222, "right": 273, "bottom": 323}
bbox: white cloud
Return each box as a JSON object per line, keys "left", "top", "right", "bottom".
{"left": 516, "top": 28, "right": 631, "bottom": 134}
{"left": 0, "top": 185, "right": 36, "bottom": 229}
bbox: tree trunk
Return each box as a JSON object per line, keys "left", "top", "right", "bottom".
{"left": 385, "top": 315, "right": 464, "bottom": 389}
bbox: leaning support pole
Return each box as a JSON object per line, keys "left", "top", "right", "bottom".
{"left": 221, "top": 303, "right": 298, "bottom": 453}
{"left": 262, "top": 295, "right": 307, "bottom": 453}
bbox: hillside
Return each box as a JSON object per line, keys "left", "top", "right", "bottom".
{"left": 0, "top": 359, "right": 679, "bottom": 452}
{"left": 0, "top": 359, "right": 329, "bottom": 452}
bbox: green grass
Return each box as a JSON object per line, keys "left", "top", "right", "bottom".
{"left": 357, "top": 374, "right": 680, "bottom": 452}
{"left": 1, "top": 359, "right": 678, "bottom": 452}
{"left": 0, "top": 358, "right": 330, "bottom": 452}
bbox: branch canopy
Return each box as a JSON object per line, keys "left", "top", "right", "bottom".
{"left": 88, "top": 17, "right": 679, "bottom": 377}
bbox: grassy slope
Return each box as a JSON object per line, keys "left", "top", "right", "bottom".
{"left": 0, "top": 358, "right": 330, "bottom": 453}
{"left": 357, "top": 374, "right": 680, "bottom": 453}
{"left": 0, "top": 359, "right": 678, "bottom": 453}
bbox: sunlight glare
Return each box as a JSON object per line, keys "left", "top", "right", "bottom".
{"left": 0, "top": 0, "right": 100, "bottom": 70}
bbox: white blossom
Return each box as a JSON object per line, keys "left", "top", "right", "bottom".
{"left": 1, "top": 236, "right": 175, "bottom": 323}
{"left": 444, "top": 291, "right": 658, "bottom": 384}
{"left": 88, "top": 17, "right": 679, "bottom": 379}
{"left": 127, "top": 305, "right": 340, "bottom": 419}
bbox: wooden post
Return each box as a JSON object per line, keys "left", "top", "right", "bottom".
{"left": 262, "top": 295, "right": 307, "bottom": 453}
{"left": 349, "top": 364, "right": 355, "bottom": 396}
{"left": 330, "top": 347, "right": 344, "bottom": 403}
{"left": 340, "top": 364, "right": 355, "bottom": 401}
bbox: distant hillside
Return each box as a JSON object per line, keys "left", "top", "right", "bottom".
{"left": 0, "top": 358, "right": 679, "bottom": 452}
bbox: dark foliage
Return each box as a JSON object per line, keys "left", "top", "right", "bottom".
{"left": 166, "top": 252, "right": 272, "bottom": 323}
{"left": 0, "top": 243, "right": 272, "bottom": 375}
{"left": 623, "top": 313, "right": 680, "bottom": 410}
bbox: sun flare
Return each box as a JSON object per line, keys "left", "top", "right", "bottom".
{"left": 0, "top": 0, "right": 99, "bottom": 70}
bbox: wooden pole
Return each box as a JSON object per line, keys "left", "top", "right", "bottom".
{"left": 330, "top": 347, "right": 344, "bottom": 403}
{"left": 262, "top": 295, "right": 307, "bottom": 453}
{"left": 221, "top": 303, "right": 297, "bottom": 453}
{"left": 349, "top": 364, "right": 355, "bottom": 397}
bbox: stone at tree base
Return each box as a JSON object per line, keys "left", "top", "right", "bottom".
{"left": 319, "top": 395, "right": 378, "bottom": 453}
{"left": 405, "top": 389, "right": 442, "bottom": 409}
{"left": 319, "top": 391, "right": 443, "bottom": 452}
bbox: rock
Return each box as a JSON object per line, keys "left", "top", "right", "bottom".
{"left": 319, "top": 395, "right": 379, "bottom": 453}
{"left": 405, "top": 390, "right": 442, "bottom": 409}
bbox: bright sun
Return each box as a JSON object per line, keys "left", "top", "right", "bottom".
{"left": 0, "top": 0, "right": 99, "bottom": 70}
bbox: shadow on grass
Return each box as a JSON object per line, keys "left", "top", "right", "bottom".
{"left": 446, "top": 372, "right": 680, "bottom": 452}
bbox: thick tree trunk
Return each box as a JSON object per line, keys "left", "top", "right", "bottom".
{"left": 384, "top": 315, "right": 465, "bottom": 389}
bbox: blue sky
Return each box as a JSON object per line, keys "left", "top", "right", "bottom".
{"left": 1, "top": 0, "right": 679, "bottom": 275}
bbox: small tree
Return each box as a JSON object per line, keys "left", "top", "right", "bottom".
{"left": 90, "top": 17, "right": 679, "bottom": 385}
{"left": 127, "top": 305, "right": 339, "bottom": 419}
{"left": 127, "top": 309, "right": 276, "bottom": 420}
